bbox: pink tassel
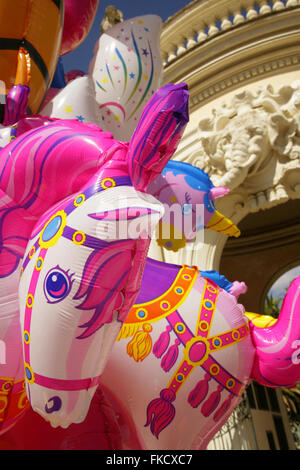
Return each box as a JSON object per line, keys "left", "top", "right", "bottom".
{"left": 201, "top": 385, "right": 223, "bottom": 417}
{"left": 161, "top": 339, "right": 180, "bottom": 372}
{"left": 213, "top": 394, "right": 234, "bottom": 422}
{"left": 145, "top": 388, "right": 176, "bottom": 438}
{"left": 153, "top": 325, "right": 172, "bottom": 358}
{"left": 188, "top": 374, "right": 210, "bottom": 408}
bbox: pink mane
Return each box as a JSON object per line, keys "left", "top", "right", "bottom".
{"left": 73, "top": 237, "right": 150, "bottom": 339}
{"left": 0, "top": 121, "right": 117, "bottom": 278}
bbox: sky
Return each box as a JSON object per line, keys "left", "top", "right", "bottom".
{"left": 62, "top": 0, "right": 192, "bottom": 74}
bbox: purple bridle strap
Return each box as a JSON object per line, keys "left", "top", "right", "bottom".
{"left": 33, "top": 373, "right": 102, "bottom": 391}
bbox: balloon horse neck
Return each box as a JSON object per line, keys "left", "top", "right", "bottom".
{"left": 0, "top": 83, "right": 189, "bottom": 432}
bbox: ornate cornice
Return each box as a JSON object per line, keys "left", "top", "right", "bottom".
{"left": 161, "top": 0, "right": 300, "bottom": 109}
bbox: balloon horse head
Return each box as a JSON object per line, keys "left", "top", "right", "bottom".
{"left": 0, "top": 83, "right": 189, "bottom": 430}
{"left": 148, "top": 161, "right": 240, "bottom": 251}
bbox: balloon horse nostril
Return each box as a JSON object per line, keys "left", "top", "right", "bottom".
{"left": 45, "top": 396, "right": 62, "bottom": 414}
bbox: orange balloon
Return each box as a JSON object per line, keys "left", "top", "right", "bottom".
{"left": 0, "top": 0, "right": 63, "bottom": 114}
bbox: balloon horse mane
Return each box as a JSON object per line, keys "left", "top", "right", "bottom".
{"left": 0, "top": 83, "right": 189, "bottom": 434}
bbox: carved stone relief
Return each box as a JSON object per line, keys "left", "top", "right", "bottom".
{"left": 190, "top": 82, "right": 300, "bottom": 196}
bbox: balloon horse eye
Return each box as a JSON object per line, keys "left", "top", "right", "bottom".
{"left": 44, "top": 267, "right": 74, "bottom": 303}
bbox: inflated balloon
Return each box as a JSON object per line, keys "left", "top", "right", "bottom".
{"left": 2, "top": 85, "right": 30, "bottom": 126}
{"left": 0, "top": 0, "right": 63, "bottom": 116}
{"left": 60, "top": 0, "right": 99, "bottom": 56}
{"left": 42, "top": 15, "right": 163, "bottom": 141}
{"left": 41, "top": 76, "right": 99, "bottom": 125}
{"left": 0, "top": 122, "right": 16, "bottom": 149}
{"left": 101, "top": 267, "right": 300, "bottom": 449}
{"left": 0, "top": 83, "right": 188, "bottom": 433}
{"left": 0, "top": 386, "right": 124, "bottom": 450}
{"left": 0, "top": 115, "right": 60, "bottom": 150}
{"left": 65, "top": 70, "right": 87, "bottom": 83}
{"left": 90, "top": 14, "right": 163, "bottom": 141}
{"left": 148, "top": 161, "right": 239, "bottom": 252}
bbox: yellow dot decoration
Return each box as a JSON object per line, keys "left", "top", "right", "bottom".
{"left": 23, "top": 330, "right": 30, "bottom": 344}
{"left": 210, "top": 364, "right": 220, "bottom": 376}
{"left": 29, "top": 246, "right": 35, "bottom": 259}
{"left": 74, "top": 194, "right": 86, "bottom": 207}
{"left": 101, "top": 177, "right": 116, "bottom": 190}
{"left": 39, "top": 210, "right": 67, "bottom": 250}
{"left": 72, "top": 231, "right": 86, "bottom": 246}
{"left": 35, "top": 257, "right": 44, "bottom": 271}
{"left": 26, "top": 294, "right": 34, "bottom": 309}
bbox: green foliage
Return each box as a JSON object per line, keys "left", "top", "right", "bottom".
{"left": 263, "top": 293, "right": 282, "bottom": 318}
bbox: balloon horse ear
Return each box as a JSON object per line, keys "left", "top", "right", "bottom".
{"left": 127, "top": 83, "right": 189, "bottom": 193}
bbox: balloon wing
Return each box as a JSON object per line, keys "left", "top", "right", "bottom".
{"left": 90, "top": 15, "right": 163, "bottom": 141}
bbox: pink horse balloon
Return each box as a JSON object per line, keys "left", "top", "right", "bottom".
{"left": 98, "top": 164, "right": 300, "bottom": 450}
{"left": 0, "top": 83, "right": 189, "bottom": 433}
{"left": 101, "top": 259, "right": 300, "bottom": 449}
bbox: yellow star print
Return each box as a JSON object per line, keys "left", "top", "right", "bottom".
{"left": 65, "top": 105, "right": 73, "bottom": 114}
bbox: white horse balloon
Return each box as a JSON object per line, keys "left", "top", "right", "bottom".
{"left": 0, "top": 83, "right": 188, "bottom": 433}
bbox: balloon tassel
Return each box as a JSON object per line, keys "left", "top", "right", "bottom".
{"left": 153, "top": 325, "right": 172, "bottom": 358}
{"left": 161, "top": 339, "right": 180, "bottom": 372}
{"left": 188, "top": 374, "right": 210, "bottom": 408}
{"left": 126, "top": 323, "right": 152, "bottom": 362}
{"left": 201, "top": 385, "right": 223, "bottom": 417}
{"left": 213, "top": 394, "right": 234, "bottom": 422}
{"left": 145, "top": 388, "right": 176, "bottom": 438}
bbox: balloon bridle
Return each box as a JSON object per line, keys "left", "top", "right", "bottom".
{"left": 21, "top": 176, "right": 132, "bottom": 397}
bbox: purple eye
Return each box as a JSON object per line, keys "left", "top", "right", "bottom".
{"left": 44, "top": 266, "right": 74, "bottom": 303}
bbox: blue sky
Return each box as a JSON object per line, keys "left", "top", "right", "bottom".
{"left": 62, "top": 0, "right": 191, "bottom": 73}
